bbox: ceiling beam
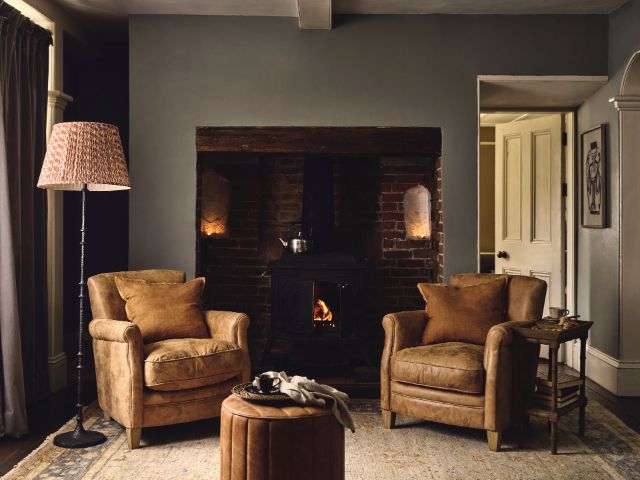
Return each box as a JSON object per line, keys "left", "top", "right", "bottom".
{"left": 297, "top": 0, "right": 331, "bottom": 29}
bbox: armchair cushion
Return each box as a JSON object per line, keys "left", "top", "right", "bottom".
{"left": 143, "top": 338, "right": 243, "bottom": 391}
{"left": 115, "top": 277, "right": 209, "bottom": 343}
{"left": 391, "top": 342, "right": 485, "bottom": 394}
{"left": 417, "top": 279, "right": 507, "bottom": 345}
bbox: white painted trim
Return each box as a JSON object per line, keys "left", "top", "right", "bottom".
{"left": 586, "top": 345, "right": 640, "bottom": 396}
{"left": 564, "top": 112, "right": 577, "bottom": 369}
{"left": 478, "top": 75, "right": 610, "bottom": 83}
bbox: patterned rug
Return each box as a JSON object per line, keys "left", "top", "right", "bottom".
{"left": 4, "top": 400, "right": 640, "bottom": 479}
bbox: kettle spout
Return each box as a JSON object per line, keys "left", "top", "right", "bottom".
{"left": 278, "top": 238, "right": 288, "bottom": 248}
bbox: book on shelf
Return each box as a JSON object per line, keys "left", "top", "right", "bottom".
{"left": 532, "top": 392, "right": 578, "bottom": 408}
{"left": 536, "top": 371, "right": 582, "bottom": 388}
{"left": 535, "top": 383, "right": 580, "bottom": 397}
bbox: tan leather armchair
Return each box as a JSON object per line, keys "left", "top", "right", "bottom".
{"left": 381, "top": 273, "right": 546, "bottom": 451}
{"left": 87, "top": 270, "right": 250, "bottom": 449}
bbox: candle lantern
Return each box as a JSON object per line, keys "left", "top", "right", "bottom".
{"left": 403, "top": 184, "right": 431, "bottom": 240}
{"left": 201, "top": 170, "right": 230, "bottom": 237}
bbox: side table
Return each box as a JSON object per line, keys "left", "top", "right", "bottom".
{"left": 513, "top": 319, "right": 593, "bottom": 454}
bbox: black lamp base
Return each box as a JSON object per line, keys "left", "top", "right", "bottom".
{"left": 53, "top": 424, "right": 107, "bottom": 449}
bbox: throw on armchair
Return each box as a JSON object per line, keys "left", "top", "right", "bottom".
{"left": 88, "top": 270, "right": 250, "bottom": 449}
{"left": 381, "top": 273, "right": 546, "bottom": 452}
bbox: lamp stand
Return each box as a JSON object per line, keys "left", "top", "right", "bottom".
{"left": 53, "top": 185, "right": 107, "bottom": 449}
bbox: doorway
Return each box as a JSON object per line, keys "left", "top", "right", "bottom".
{"left": 477, "top": 75, "right": 608, "bottom": 367}
{"left": 479, "top": 112, "right": 572, "bottom": 312}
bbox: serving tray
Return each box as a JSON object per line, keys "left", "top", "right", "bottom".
{"left": 232, "top": 383, "right": 291, "bottom": 403}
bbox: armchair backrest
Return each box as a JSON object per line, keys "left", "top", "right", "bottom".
{"left": 88, "top": 269, "right": 186, "bottom": 321}
{"left": 450, "top": 273, "right": 547, "bottom": 322}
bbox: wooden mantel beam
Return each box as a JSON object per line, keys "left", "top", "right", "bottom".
{"left": 297, "top": 0, "right": 331, "bottom": 30}
{"left": 196, "top": 127, "right": 442, "bottom": 156}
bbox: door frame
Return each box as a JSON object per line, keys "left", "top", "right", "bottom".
{"left": 476, "top": 107, "right": 577, "bottom": 366}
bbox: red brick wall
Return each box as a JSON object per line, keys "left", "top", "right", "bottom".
{"left": 197, "top": 154, "right": 443, "bottom": 368}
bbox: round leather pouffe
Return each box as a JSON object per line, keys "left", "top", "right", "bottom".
{"left": 220, "top": 396, "right": 345, "bottom": 480}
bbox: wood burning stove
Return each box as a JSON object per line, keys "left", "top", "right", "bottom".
{"left": 268, "top": 253, "right": 365, "bottom": 371}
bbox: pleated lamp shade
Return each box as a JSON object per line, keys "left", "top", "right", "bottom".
{"left": 37, "top": 122, "right": 130, "bottom": 191}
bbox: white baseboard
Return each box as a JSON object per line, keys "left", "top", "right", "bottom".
{"left": 48, "top": 352, "right": 67, "bottom": 393}
{"left": 586, "top": 345, "right": 640, "bottom": 396}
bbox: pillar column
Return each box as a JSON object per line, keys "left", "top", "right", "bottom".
{"left": 47, "top": 89, "right": 73, "bottom": 392}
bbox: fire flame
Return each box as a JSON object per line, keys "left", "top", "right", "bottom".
{"left": 313, "top": 298, "right": 333, "bottom": 322}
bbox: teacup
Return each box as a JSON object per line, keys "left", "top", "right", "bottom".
{"left": 255, "top": 374, "right": 281, "bottom": 393}
{"left": 549, "top": 307, "right": 569, "bottom": 319}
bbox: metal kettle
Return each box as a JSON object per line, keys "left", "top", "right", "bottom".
{"left": 279, "top": 231, "right": 311, "bottom": 254}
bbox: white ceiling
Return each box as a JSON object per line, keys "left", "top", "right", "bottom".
{"left": 54, "top": 0, "right": 628, "bottom": 17}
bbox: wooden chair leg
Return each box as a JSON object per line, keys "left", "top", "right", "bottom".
{"left": 126, "top": 428, "right": 141, "bottom": 449}
{"left": 382, "top": 410, "right": 396, "bottom": 429}
{"left": 487, "top": 430, "right": 502, "bottom": 452}
{"left": 103, "top": 411, "right": 111, "bottom": 422}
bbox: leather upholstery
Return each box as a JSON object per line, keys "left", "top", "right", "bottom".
{"left": 380, "top": 310, "right": 427, "bottom": 411}
{"left": 381, "top": 273, "right": 546, "bottom": 443}
{"left": 391, "top": 343, "right": 485, "bottom": 394}
{"left": 418, "top": 279, "right": 507, "bottom": 345}
{"left": 220, "top": 396, "right": 345, "bottom": 480}
{"left": 115, "top": 276, "right": 209, "bottom": 343}
{"left": 88, "top": 269, "right": 186, "bottom": 321}
{"left": 88, "top": 270, "right": 250, "bottom": 445}
{"left": 143, "top": 338, "right": 243, "bottom": 391}
{"left": 450, "top": 273, "right": 546, "bottom": 323}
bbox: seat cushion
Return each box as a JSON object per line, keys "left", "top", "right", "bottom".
{"left": 144, "top": 338, "right": 243, "bottom": 391}
{"left": 391, "top": 342, "right": 486, "bottom": 394}
{"left": 115, "top": 276, "right": 209, "bottom": 343}
{"left": 417, "top": 278, "right": 506, "bottom": 345}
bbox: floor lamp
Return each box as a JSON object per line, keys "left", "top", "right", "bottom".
{"left": 38, "top": 122, "right": 130, "bottom": 448}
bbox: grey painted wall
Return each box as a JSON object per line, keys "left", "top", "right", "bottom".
{"left": 129, "top": 14, "right": 608, "bottom": 286}
{"left": 577, "top": 0, "right": 640, "bottom": 357}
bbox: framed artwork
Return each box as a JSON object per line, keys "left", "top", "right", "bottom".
{"left": 581, "top": 124, "right": 607, "bottom": 228}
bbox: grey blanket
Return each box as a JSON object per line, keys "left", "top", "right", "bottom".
{"left": 253, "top": 371, "right": 355, "bottom": 432}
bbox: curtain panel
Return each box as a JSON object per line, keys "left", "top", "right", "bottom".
{"left": 0, "top": 1, "right": 52, "bottom": 437}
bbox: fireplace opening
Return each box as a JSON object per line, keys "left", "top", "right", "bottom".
{"left": 195, "top": 127, "right": 443, "bottom": 386}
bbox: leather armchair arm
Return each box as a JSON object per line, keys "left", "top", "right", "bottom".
{"left": 89, "top": 318, "right": 143, "bottom": 343}
{"left": 380, "top": 310, "right": 427, "bottom": 410}
{"left": 483, "top": 319, "right": 537, "bottom": 432}
{"left": 204, "top": 311, "right": 250, "bottom": 382}
{"left": 88, "top": 319, "right": 144, "bottom": 429}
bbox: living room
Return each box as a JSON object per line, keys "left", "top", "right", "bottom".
{"left": 1, "top": 0, "right": 640, "bottom": 478}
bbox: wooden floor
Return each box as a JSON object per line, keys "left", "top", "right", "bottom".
{"left": 1, "top": 370, "right": 640, "bottom": 476}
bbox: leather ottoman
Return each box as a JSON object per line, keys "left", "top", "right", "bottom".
{"left": 220, "top": 396, "right": 345, "bottom": 480}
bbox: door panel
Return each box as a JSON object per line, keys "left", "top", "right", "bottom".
{"left": 532, "top": 132, "right": 552, "bottom": 243}
{"left": 503, "top": 135, "right": 522, "bottom": 241}
{"left": 495, "top": 114, "right": 564, "bottom": 317}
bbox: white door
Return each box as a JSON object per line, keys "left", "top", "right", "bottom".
{"left": 495, "top": 114, "right": 565, "bottom": 317}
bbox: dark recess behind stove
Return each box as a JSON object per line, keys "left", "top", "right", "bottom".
{"left": 301, "top": 157, "right": 335, "bottom": 253}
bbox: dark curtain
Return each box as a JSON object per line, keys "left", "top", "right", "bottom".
{"left": 0, "top": 1, "right": 52, "bottom": 436}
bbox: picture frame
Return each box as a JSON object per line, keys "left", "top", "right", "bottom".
{"left": 581, "top": 124, "right": 607, "bottom": 228}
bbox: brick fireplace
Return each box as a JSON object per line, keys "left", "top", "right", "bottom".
{"left": 195, "top": 127, "right": 443, "bottom": 382}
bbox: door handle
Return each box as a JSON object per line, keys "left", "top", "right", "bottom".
{"left": 496, "top": 251, "right": 508, "bottom": 259}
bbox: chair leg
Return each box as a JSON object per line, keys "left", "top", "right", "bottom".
{"left": 126, "top": 428, "right": 141, "bottom": 449}
{"left": 103, "top": 411, "right": 111, "bottom": 422}
{"left": 487, "top": 430, "right": 502, "bottom": 452}
{"left": 382, "top": 410, "right": 396, "bottom": 429}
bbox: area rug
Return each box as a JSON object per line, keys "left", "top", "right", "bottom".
{"left": 4, "top": 400, "right": 640, "bottom": 479}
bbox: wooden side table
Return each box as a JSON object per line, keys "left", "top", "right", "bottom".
{"left": 513, "top": 320, "right": 593, "bottom": 454}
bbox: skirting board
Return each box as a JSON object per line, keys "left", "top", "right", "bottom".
{"left": 586, "top": 345, "right": 640, "bottom": 396}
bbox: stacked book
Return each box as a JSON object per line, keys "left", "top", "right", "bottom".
{"left": 533, "top": 382, "right": 580, "bottom": 409}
